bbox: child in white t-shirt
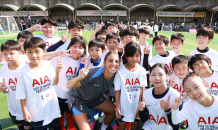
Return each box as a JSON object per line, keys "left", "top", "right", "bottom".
{"left": 189, "top": 27, "right": 218, "bottom": 71}
{"left": 115, "top": 42, "right": 147, "bottom": 130}
{"left": 137, "top": 63, "right": 181, "bottom": 130}
{"left": 172, "top": 72, "right": 218, "bottom": 130}
{"left": 25, "top": 16, "right": 61, "bottom": 49}
{"left": 51, "top": 36, "right": 87, "bottom": 130}
{"left": 0, "top": 40, "right": 32, "bottom": 130}
{"left": 149, "top": 35, "right": 176, "bottom": 72}
{"left": 189, "top": 54, "right": 218, "bottom": 95}
{"left": 16, "top": 37, "right": 63, "bottom": 130}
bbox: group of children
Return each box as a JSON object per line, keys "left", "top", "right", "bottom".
{"left": 0, "top": 16, "right": 218, "bottom": 130}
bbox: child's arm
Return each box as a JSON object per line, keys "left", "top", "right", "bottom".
{"left": 90, "top": 23, "right": 104, "bottom": 40}
{"left": 115, "top": 90, "right": 121, "bottom": 119}
{"left": 47, "top": 30, "right": 71, "bottom": 52}
{"left": 138, "top": 96, "right": 149, "bottom": 122}
{"left": 42, "top": 50, "right": 71, "bottom": 61}
{"left": 20, "top": 99, "right": 31, "bottom": 123}
{"left": 66, "top": 63, "right": 92, "bottom": 89}
{"left": 25, "top": 24, "right": 46, "bottom": 33}
{"left": 76, "top": 54, "right": 89, "bottom": 76}
{"left": 53, "top": 57, "right": 63, "bottom": 85}
{"left": 0, "top": 79, "right": 9, "bottom": 93}
{"left": 143, "top": 47, "right": 151, "bottom": 88}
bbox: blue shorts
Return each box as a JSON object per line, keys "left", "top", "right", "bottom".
{"left": 9, "top": 112, "right": 31, "bottom": 126}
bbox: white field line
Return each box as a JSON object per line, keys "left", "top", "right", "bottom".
{"left": 168, "top": 45, "right": 192, "bottom": 52}
{"left": 184, "top": 42, "right": 198, "bottom": 46}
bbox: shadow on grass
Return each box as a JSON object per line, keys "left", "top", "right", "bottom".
{"left": 0, "top": 118, "right": 16, "bottom": 130}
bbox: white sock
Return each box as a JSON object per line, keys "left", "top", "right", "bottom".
{"left": 101, "top": 123, "right": 109, "bottom": 130}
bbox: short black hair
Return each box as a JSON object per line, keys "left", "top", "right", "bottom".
{"left": 24, "top": 37, "right": 46, "bottom": 51}
{"left": 119, "top": 26, "right": 139, "bottom": 39}
{"left": 88, "top": 39, "right": 105, "bottom": 51}
{"left": 95, "top": 29, "right": 107, "bottom": 39}
{"left": 122, "top": 42, "right": 141, "bottom": 64}
{"left": 41, "top": 16, "right": 57, "bottom": 26}
{"left": 171, "top": 55, "right": 188, "bottom": 69}
{"left": 150, "top": 63, "right": 168, "bottom": 75}
{"left": 68, "top": 20, "right": 84, "bottom": 30}
{"left": 171, "top": 33, "right": 185, "bottom": 44}
{"left": 1, "top": 40, "right": 21, "bottom": 51}
{"left": 67, "top": 36, "right": 87, "bottom": 57}
{"left": 197, "top": 27, "right": 214, "bottom": 40}
{"left": 106, "top": 33, "right": 120, "bottom": 43}
{"left": 17, "top": 31, "right": 33, "bottom": 40}
{"left": 152, "top": 35, "right": 169, "bottom": 46}
{"left": 188, "top": 54, "right": 212, "bottom": 71}
{"left": 138, "top": 27, "right": 150, "bottom": 35}
{"left": 106, "top": 22, "right": 118, "bottom": 29}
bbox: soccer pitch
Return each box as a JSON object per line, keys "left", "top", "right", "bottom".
{"left": 0, "top": 31, "right": 217, "bottom": 130}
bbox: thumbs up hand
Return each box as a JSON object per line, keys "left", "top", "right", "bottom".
{"left": 137, "top": 96, "right": 146, "bottom": 111}
{"left": 160, "top": 95, "right": 171, "bottom": 110}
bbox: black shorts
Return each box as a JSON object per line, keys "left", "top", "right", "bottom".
{"left": 9, "top": 112, "right": 31, "bottom": 126}
{"left": 58, "top": 97, "right": 71, "bottom": 114}
{"left": 119, "top": 115, "right": 140, "bottom": 123}
{"left": 31, "top": 118, "right": 59, "bottom": 130}
{"left": 69, "top": 95, "right": 106, "bottom": 115}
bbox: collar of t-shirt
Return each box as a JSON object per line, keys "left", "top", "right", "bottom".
{"left": 160, "top": 51, "right": 169, "bottom": 57}
{"left": 91, "top": 58, "right": 101, "bottom": 66}
{"left": 152, "top": 86, "right": 170, "bottom": 99}
{"left": 197, "top": 47, "right": 209, "bottom": 53}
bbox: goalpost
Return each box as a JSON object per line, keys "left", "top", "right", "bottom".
{"left": 0, "top": 16, "right": 20, "bottom": 37}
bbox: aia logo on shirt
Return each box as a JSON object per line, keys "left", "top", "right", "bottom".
{"left": 32, "top": 75, "right": 50, "bottom": 87}
{"left": 211, "top": 82, "right": 218, "bottom": 89}
{"left": 165, "top": 63, "right": 172, "bottom": 70}
{"left": 66, "top": 67, "right": 77, "bottom": 74}
{"left": 198, "top": 117, "right": 218, "bottom": 124}
{"left": 8, "top": 78, "right": 17, "bottom": 85}
{"left": 125, "top": 78, "right": 140, "bottom": 86}
{"left": 173, "top": 84, "right": 185, "bottom": 93}
{"left": 45, "top": 41, "right": 53, "bottom": 47}
{"left": 149, "top": 114, "right": 167, "bottom": 125}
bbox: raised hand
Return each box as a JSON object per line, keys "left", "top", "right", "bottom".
{"left": 116, "top": 108, "right": 121, "bottom": 119}
{"left": 33, "top": 24, "right": 47, "bottom": 31}
{"left": 95, "top": 23, "right": 104, "bottom": 32}
{"left": 56, "top": 56, "right": 63, "bottom": 73}
{"left": 160, "top": 95, "right": 171, "bottom": 110}
{"left": 117, "top": 42, "right": 124, "bottom": 52}
{"left": 58, "top": 49, "right": 71, "bottom": 57}
{"left": 80, "top": 54, "right": 90, "bottom": 65}
{"left": 168, "top": 74, "right": 176, "bottom": 87}
{"left": 144, "top": 43, "right": 151, "bottom": 54}
{"left": 61, "top": 30, "right": 71, "bottom": 43}
{"left": 0, "top": 79, "right": 8, "bottom": 92}
{"left": 137, "top": 97, "right": 145, "bottom": 111}
{"left": 173, "top": 92, "right": 187, "bottom": 110}
{"left": 78, "top": 62, "right": 93, "bottom": 80}
{"left": 120, "top": 22, "right": 127, "bottom": 29}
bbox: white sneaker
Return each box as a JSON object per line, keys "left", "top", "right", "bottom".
{"left": 99, "top": 115, "right": 106, "bottom": 123}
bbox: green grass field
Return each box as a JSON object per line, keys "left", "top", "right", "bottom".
{"left": 0, "top": 31, "right": 217, "bottom": 130}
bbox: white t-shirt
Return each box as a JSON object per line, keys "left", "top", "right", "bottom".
{"left": 181, "top": 22, "right": 184, "bottom": 26}
{"left": 142, "top": 87, "right": 180, "bottom": 130}
{"left": 0, "top": 60, "right": 7, "bottom": 66}
{"left": 34, "top": 35, "right": 61, "bottom": 49}
{"left": 149, "top": 50, "right": 176, "bottom": 72}
{"left": 154, "top": 25, "right": 159, "bottom": 32}
{"left": 167, "top": 73, "right": 189, "bottom": 102}
{"left": 0, "top": 62, "right": 25, "bottom": 120}
{"left": 137, "top": 22, "right": 142, "bottom": 26}
{"left": 114, "top": 64, "right": 147, "bottom": 122}
{"left": 19, "top": 53, "right": 30, "bottom": 64}
{"left": 204, "top": 71, "right": 218, "bottom": 95}
{"left": 51, "top": 56, "right": 81, "bottom": 99}
{"left": 137, "top": 41, "right": 152, "bottom": 66}
{"left": 189, "top": 48, "right": 218, "bottom": 71}
{"left": 16, "top": 60, "right": 60, "bottom": 125}
{"left": 149, "top": 26, "right": 154, "bottom": 34}
{"left": 100, "top": 49, "right": 109, "bottom": 61}
{"left": 172, "top": 95, "right": 218, "bottom": 130}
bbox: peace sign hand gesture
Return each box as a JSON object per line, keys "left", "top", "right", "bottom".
{"left": 33, "top": 24, "right": 47, "bottom": 31}
{"left": 80, "top": 54, "right": 90, "bottom": 65}
{"left": 78, "top": 62, "right": 93, "bottom": 80}
{"left": 117, "top": 41, "right": 124, "bottom": 53}
{"left": 58, "top": 49, "right": 72, "bottom": 57}
{"left": 0, "top": 79, "right": 8, "bottom": 93}
{"left": 61, "top": 30, "right": 71, "bottom": 43}
{"left": 168, "top": 74, "right": 176, "bottom": 87}
{"left": 56, "top": 56, "right": 64, "bottom": 73}
{"left": 173, "top": 92, "right": 187, "bottom": 110}
{"left": 143, "top": 43, "right": 151, "bottom": 54}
